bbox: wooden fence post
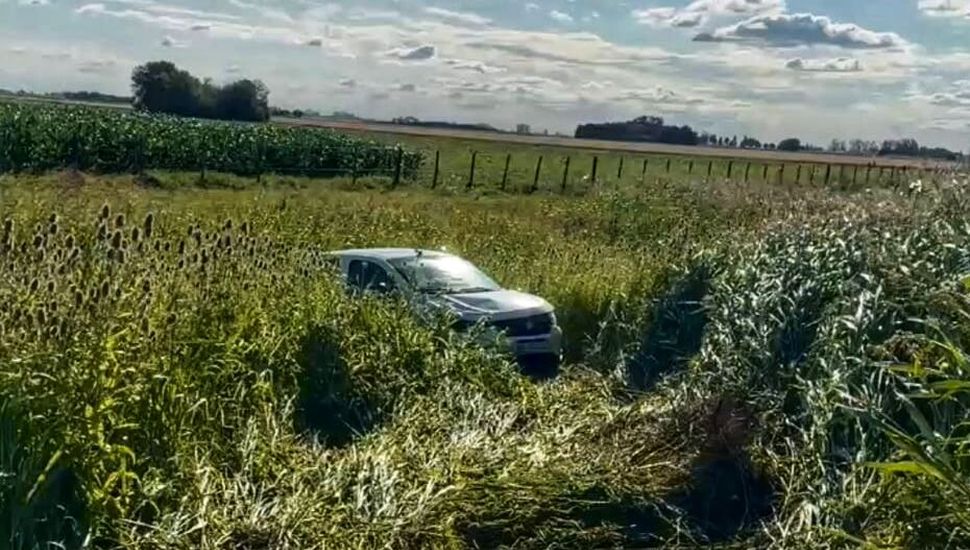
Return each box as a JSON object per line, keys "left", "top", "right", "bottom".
{"left": 135, "top": 138, "right": 146, "bottom": 176}
{"left": 852, "top": 165, "right": 858, "bottom": 185}
{"left": 688, "top": 160, "right": 694, "bottom": 175}
{"left": 431, "top": 150, "right": 439, "bottom": 188}
{"left": 762, "top": 164, "right": 768, "bottom": 181}
{"left": 392, "top": 146, "right": 403, "bottom": 187}
{"left": 744, "top": 162, "right": 751, "bottom": 183}
{"left": 865, "top": 165, "right": 872, "bottom": 185}
{"left": 707, "top": 160, "right": 713, "bottom": 178}
{"left": 561, "top": 156, "right": 571, "bottom": 192}
{"left": 71, "top": 131, "right": 82, "bottom": 170}
{"left": 531, "top": 155, "right": 543, "bottom": 193}
{"left": 727, "top": 160, "right": 734, "bottom": 179}
{"left": 641, "top": 158, "right": 649, "bottom": 182}
{"left": 778, "top": 164, "right": 785, "bottom": 184}
{"left": 255, "top": 142, "right": 262, "bottom": 183}
{"left": 617, "top": 157, "right": 624, "bottom": 179}
{"left": 501, "top": 153, "right": 511, "bottom": 191}
{"left": 467, "top": 151, "right": 477, "bottom": 189}
{"left": 665, "top": 158, "right": 671, "bottom": 173}
{"left": 795, "top": 164, "right": 801, "bottom": 184}
{"left": 591, "top": 156, "right": 598, "bottom": 184}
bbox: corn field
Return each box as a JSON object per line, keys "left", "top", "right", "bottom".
{"left": 0, "top": 102, "right": 423, "bottom": 177}
{"left": 1, "top": 163, "right": 969, "bottom": 547}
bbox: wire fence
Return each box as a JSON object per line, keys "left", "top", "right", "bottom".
{"left": 3, "top": 141, "right": 962, "bottom": 193}
{"left": 303, "top": 147, "right": 961, "bottom": 194}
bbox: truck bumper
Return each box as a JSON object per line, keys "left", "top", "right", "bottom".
{"left": 508, "top": 326, "right": 563, "bottom": 359}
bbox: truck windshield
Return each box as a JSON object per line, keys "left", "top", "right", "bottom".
{"left": 389, "top": 254, "right": 500, "bottom": 294}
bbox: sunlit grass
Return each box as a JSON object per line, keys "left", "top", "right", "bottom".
{"left": 1, "top": 169, "right": 969, "bottom": 547}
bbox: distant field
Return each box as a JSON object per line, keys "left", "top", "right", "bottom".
{"left": 273, "top": 117, "right": 942, "bottom": 194}
{"left": 278, "top": 116, "right": 943, "bottom": 169}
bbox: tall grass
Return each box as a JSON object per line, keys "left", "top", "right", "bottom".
{"left": 1, "top": 170, "right": 968, "bottom": 547}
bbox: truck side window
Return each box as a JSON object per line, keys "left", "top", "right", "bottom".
{"left": 348, "top": 260, "right": 395, "bottom": 294}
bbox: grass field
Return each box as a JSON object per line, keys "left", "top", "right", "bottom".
{"left": 293, "top": 123, "right": 947, "bottom": 195}
{"left": 280, "top": 117, "right": 950, "bottom": 169}
{"left": 2, "top": 140, "right": 970, "bottom": 547}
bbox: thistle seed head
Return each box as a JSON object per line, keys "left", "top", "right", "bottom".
{"left": 143, "top": 213, "right": 155, "bottom": 239}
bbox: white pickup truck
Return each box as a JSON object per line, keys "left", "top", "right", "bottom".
{"left": 326, "top": 248, "right": 563, "bottom": 363}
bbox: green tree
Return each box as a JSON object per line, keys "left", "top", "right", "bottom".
{"left": 131, "top": 61, "right": 202, "bottom": 116}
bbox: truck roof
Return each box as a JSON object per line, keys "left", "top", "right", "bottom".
{"left": 327, "top": 248, "right": 450, "bottom": 261}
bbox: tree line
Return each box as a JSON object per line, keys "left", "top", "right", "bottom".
{"left": 131, "top": 61, "right": 269, "bottom": 122}
{"left": 575, "top": 116, "right": 699, "bottom": 145}
{"left": 574, "top": 115, "right": 963, "bottom": 161}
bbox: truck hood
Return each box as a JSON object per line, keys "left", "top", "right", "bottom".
{"left": 427, "top": 289, "right": 553, "bottom": 321}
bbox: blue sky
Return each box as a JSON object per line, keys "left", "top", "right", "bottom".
{"left": 2, "top": 0, "right": 969, "bottom": 148}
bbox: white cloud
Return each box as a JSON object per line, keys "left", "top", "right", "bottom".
{"left": 75, "top": 3, "right": 105, "bottom": 14}
{"left": 632, "top": 8, "right": 703, "bottom": 28}
{"left": 160, "top": 35, "right": 186, "bottom": 48}
{"left": 227, "top": 0, "right": 294, "bottom": 24}
{"left": 918, "top": 0, "right": 970, "bottom": 18}
{"left": 444, "top": 59, "right": 506, "bottom": 74}
{"left": 694, "top": 13, "right": 908, "bottom": 49}
{"left": 549, "top": 10, "right": 574, "bottom": 24}
{"left": 387, "top": 44, "right": 436, "bottom": 61}
{"left": 634, "top": 0, "right": 783, "bottom": 28}
{"left": 423, "top": 7, "right": 490, "bottom": 26}
{"left": 925, "top": 80, "right": 970, "bottom": 106}
{"left": 785, "top": 57, "right": 862, "bottom": 72}
{"left": 613, "top": 86, "right": 705, "bottom": 105}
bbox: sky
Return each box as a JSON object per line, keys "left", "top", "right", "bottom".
{"left": 1, "top": 0, "right": 969, "bottom": 149}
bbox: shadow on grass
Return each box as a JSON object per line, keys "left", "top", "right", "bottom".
{"left": 667, "top": 397, "right": 776, "bottom": 543}
{"left": 295, "top": 326, "right": 381, "bottom": 447}
{"left": 670, "top": 456, "right": 774, "bottom": 542}
{"left": 627, "top": 265, "right": 711, "bottom": 392}
{"left": 0, "top": 399, "right": 88, "bottom": 550}
{"left": 517, "top": 354, "right": 560, "bottom": 381}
